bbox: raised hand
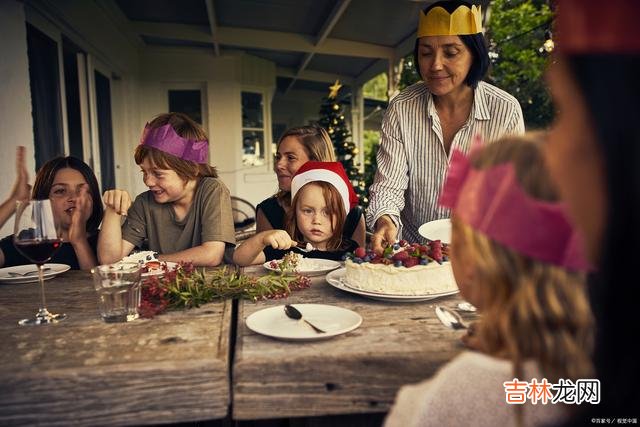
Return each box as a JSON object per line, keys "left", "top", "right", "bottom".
{"left": 68, "top": 185, "right": 93, "bottom": 244}
{"left": 261, "top": 229, "right": 295, "bottom": 250}
{"left": 10, "top": 146, "right": 31, "bottom": 202}
{"left": 102, "top": 189, "right": 131, "bottom": 216}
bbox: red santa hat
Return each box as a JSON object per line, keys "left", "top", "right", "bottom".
{"left": 291, "top": 161, "right": 359, "bottom": 214}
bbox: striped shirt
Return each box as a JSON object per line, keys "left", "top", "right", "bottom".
{"left": 366, "top": 81, "right": 525, "bottom": 243}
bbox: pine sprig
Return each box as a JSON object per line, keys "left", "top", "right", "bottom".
{"left": 139, "top": 263, "right": 311, "bottom": 318}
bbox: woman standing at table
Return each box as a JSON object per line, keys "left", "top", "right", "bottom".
{"left": 368, "top": 0, "right": 524, "bottom": 254}
{"left": 0, "top": 147, "right": 103, "bottom": 270}
{"left": 256, "top": 125, "right": 366, "bottom": 247}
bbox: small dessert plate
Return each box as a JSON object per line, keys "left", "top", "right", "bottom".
{"left": 245, "top": 304, "right": 362, "bottom": 341}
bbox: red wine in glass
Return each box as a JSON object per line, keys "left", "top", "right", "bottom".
{"left": 14, "top": 200, "right": 67, "bottom": 325}
{"left": 15, "top": 238, "right": 63, "bottom": 264}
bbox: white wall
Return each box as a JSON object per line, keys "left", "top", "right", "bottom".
{"left": 138, "top": 49, "right": 279, "bottom": 208}
{"left": 0, "top": 0, "right": 36, "bottom": 237}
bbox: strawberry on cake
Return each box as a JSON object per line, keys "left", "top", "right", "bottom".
{"left": 343, "top": 240, "right": 458, "bottom": 295}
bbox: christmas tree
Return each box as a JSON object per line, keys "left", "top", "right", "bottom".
{"left": 317, "top": 80, "right": 368, "bottom": 205}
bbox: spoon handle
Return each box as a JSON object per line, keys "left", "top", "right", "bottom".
{"left": 303, "top": 319, "right": 326, "bottom": 333}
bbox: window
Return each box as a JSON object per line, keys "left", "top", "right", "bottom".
{"left": 168, "top": 90, "right": 202, "bottom": 124}
{"left": 241, "top": 91, "right": 265, "bottom": 166}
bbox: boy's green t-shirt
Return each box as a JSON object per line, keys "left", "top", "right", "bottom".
{"left": 122, "top": 177, "right": 236, "bottom": 253}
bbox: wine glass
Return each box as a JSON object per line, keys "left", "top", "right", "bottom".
{"left": 14, "top": 199, "right": 66, "bottom": 325}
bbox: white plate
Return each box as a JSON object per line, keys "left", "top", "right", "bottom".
{"left": 141, "top": 261, "right": 179, "bottom": 278}
{"left": 263, "top": 258, "right": 341, "bottom": 277}
{"left": 418, "top": 218, "right": 451, "bottom": 244}
{"left": 245, "top": 304, "right": 362, "bottom": 341}
{"left": 0, "top": 263, "right": 71, "bottom": 284}
{"left": 325, "top": 268, "right": 459, "bottom": 302}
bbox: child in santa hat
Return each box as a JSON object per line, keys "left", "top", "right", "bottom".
{"left": 233, "top": 161, "right": 359, "bottom": 265}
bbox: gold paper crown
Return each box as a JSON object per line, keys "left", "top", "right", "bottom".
{"left": 417, "top": 5, "right": 482, "bottom": 38}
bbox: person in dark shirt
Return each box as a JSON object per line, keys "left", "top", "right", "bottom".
{"left": 234, "top": 162, "right": 359, "bottom": 265}
{"left": 0, "top": 148, "right": 103, "bottom": 270}
{"left": 256, "top": 125, "right": 366, "bottom": 247}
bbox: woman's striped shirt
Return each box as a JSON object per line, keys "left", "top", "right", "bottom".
{"left": 366, "top": 81, "right": 525, "bottom": 243}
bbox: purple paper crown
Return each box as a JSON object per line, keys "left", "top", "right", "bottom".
{"left": 140, "top": 123, "right": 208, "bottom": 163}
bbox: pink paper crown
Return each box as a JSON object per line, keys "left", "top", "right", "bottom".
{"left": 140, "top": 123, "right": 208, "bottom": 163}
{"left": 438, "top": 141, "right": 590, "bottom": 271}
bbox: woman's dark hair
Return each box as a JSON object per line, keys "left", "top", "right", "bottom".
{"left": 413, "top": 0, "right": 489, "bottom": 88}
{"left": 566, "top": 54, "right": 640, "bottom": 420}
{"left": 32, "top": 156, "right": 103, "bottom": 234}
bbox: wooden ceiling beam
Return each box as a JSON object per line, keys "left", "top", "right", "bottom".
{"left": 204, "top": 0, "right": 220, "bottom": 56}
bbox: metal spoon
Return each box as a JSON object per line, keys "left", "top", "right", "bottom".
{"left": 435, "top": 306, "right": 467, "bottom": 330}
{"left": 295, "top": 242, "right": 315, "bottom": 252}
{"left": 284, "top": 304, "right": 326, "bottom": 333}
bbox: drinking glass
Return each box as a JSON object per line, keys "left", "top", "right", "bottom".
{"left": 14, "top": 199, "right": 66, "bottom": 325}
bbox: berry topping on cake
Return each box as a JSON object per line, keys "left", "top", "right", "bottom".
{"left": 345, "top": 241, "right": 450, "bottom": 268}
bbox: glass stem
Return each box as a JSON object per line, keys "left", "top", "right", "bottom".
{"left": 37, "top": 263, "right": 47, "bottom": 309}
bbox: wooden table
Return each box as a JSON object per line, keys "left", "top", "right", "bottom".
{"left": 233, "top": 265, "right": 475, "bottom": 420}
{"left": 0, "top": 270, "right": 231, "bottom": 426}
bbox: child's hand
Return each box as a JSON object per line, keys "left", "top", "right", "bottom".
{"left": 261, "top": 230, "right": 295, "bottom": 250}
{"left": 68, "top": 185, "right": 93, "bottom": 244}
{"left": 102, "top": 189, "right": 131, "bottom": 215}
{"left": 10, "top": 146, "right": 31, "bottom": 202}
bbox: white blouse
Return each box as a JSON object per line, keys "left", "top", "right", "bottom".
{"left": 367, "top": 81, "right": 525, "bottom": 242}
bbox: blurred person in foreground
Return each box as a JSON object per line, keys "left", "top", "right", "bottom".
{"left": 544, "top": 0, "right": 640, "bottom": 421}
{"left": 384, "top": 134, "right": 593, "bottom": 426}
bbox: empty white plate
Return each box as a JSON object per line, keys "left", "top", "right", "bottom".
{"left": 0, "top": 263, "right": 71, "bottom": 284}
{"left": 418, "top": 218, "right": 452, "bottom": 243}
{"left": 245, "top": 304, "right": 362, "bottom": 341}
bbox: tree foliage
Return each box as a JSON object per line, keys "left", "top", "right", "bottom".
{"left": 486, "top": 0, "right": 553, "bottom": 129}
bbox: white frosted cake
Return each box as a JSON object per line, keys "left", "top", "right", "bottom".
{"left": 344, "top": 241, "right": 458, "bottom": 295}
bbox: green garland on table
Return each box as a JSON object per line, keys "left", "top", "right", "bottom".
{"left": 139, "top": 263, "right": 311, "bottom": 318}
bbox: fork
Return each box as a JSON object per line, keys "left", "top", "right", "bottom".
{"left": 295, "top": 241, "right": 316, "bottom": 252}
{"left": 7, "top": 267, "right": 52, "bottom": 277}
{"left": 435, "top": 306, "right": 467, "bottom": 330}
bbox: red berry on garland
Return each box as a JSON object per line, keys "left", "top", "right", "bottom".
{"left": 399, "top": 239, "right": 408, "bottom": 247}
{"left": 431, "top": 240, "right": 443, "bottom": 262}
{"left": 354, "top": 247, "right": 366, "bottom": 259}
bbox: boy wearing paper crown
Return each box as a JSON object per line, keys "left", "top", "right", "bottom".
{"left": 368, "top": 0, "right": 524, "bottom": 255}
{"left": 384, "top": 133, "right": 593, "bottom": 427}
{"left": 98, "top": 112, "right": 235, "bottom": 267}
{"left": 233, "top": 161, "right": 359, "bottom": 266}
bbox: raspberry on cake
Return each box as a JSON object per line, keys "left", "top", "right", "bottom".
{"left": 343, "top": 241, "right": 457, "bottom": 295}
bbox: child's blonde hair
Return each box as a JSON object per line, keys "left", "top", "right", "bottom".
{"left": 456, "top": 133, "right": 593, "bottom": 383}
{"left": 285, "top": 181, "right": 346, "bottom": 250}
{"left": 134, "top": 112, "right": 217, "bottom": 181}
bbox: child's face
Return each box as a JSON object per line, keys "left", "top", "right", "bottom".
{"left": 449, "top": 216, "right": 483, "bottom": 309}
{"left": 48, "top": 167, "right": 92, "bottom": 231}
{"left": 274, "top": 136, "right": 310, "bottom": 192}
{"left": 295, "top": 183, "right": 335, "bottom": 250}
{"left": 139, "top": 157, "right": 194, "bottom": 205}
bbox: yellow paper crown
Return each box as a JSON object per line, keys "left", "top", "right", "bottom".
{"left": 417, "top": 5, "right": 482, "bottom": 38}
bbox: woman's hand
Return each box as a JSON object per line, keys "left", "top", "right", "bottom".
{"left": 261, "top": 229, "right": 295, "bottom": 250}
{"left": 371, "top": 215, "right": 398, "bottom": 255}
{"left": 10, "top": 146, "right": 31, "bottom": 202}
{"left": 68, "top": 186, "right": 93, "bottom": 245}
{"left": 460, "top": 321, "right": 483, "bottom": 352}
{"left": 102, "top": 189, "right": 131, "bottom": 215}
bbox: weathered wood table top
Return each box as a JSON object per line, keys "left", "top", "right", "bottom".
{"left": 233, "top": 265, "right": 476, "bottom": 420}
{"left": 0, "top": 270, "right": 231, "bottom": 426}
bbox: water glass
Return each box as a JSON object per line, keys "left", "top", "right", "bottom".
{"left": 92, "top": 264, "right": 142, "bottom": 323}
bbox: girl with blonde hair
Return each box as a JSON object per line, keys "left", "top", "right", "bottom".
{"left": 385, "top": 133, "right": 594, "bottom": 427}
